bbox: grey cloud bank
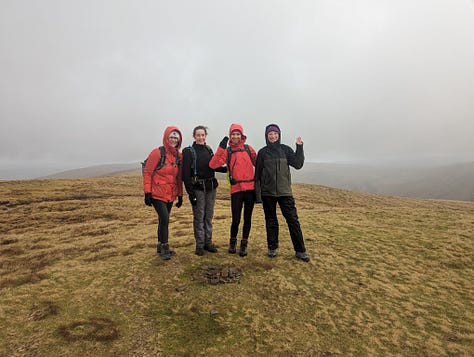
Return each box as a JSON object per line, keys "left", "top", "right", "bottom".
{"left": 1, "top": 0, "right": 474, "bottom": 179}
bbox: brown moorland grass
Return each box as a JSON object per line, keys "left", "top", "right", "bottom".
{"left": 0, "top": 175, "right": 473, "bottom": 356}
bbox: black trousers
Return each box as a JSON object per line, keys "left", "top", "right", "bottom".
{"left": 152, "top": 199, "right": 173, "bottom": 246}
{"left": 261, "top": 195, "right": 306, "bottom": 253}
{"left": 230, "top": 190, "right": 255, "bottom": 239}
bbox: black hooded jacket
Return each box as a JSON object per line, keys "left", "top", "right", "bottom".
{"left": 182, "top": 142, "right": 226, "bottom": 194}
{"left": 255, "top": 124, "right": 304, "bottom": 201}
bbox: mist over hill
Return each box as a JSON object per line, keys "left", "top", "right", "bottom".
{"left": 291, "top": 161, "right": 474, "bottom": 202}
{"left": 37, "top": 161, "right": 474, "bottom": 202}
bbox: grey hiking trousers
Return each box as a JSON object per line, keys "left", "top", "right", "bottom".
{"left": 192, "top": 189, "right": 217, "bottom": 248}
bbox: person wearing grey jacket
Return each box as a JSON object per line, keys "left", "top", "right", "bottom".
{"left": 255, "top": 124, "right": 310, "bottom": 262}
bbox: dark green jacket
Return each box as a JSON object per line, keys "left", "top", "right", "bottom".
{"left": 255, "top": 140, "right": 304, "bottom": 201}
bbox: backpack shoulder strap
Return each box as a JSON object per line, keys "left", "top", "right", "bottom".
{"left": 227, "top": 145, "right": 253, "bottom": 176}
{"left": 156, "top": 146, "right": 166, "bottom": 171}
{"left": 186, "top": 145, "right": 197, "bottom": 176}
{"left": 227, "top": 145, "right": 252, "bottom": 163}
{"left": 243, "top": 144, "right": 252, "bottom": 160}
{"left": 206, "top": 145, "right": 214, "bottom": 156}
{"left": 141, "top": 146, "right": 166, "bottom": 177}
{"left": 175, "top": 150, "right": 180, "bottom": 165}
{"left": 226, "top": 145, "right": 255, "bottom": 185}
{"left": 227, "top": 146, "right": 232, "bottom": 165}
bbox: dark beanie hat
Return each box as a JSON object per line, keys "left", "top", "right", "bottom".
{"left": 265, "top": 125, "right": 280, "bottom": 135}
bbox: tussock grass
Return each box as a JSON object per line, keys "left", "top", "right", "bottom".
{"left": 1, "top": 176, "right": 473, "bottom": 356}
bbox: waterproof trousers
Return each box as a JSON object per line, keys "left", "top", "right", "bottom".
{"left": 152, "top": 199, "right": 173, "bottom": 244}
{"left": 261, "top": 195, "right": 306, "bottom": 253}
{"left": 192, "top": 189, "right": 216, "bottom": 249}
{"left": 230, "top": 190, "right": 255, "bottom": 239}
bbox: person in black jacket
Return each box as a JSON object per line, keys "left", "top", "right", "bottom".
{"left": 182, "top": 125, "right": 226, "bottom": 256}
{"left": 255, "top": 124, "right": 310, "bottom": 262}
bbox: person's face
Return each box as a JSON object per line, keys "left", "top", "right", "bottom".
{"left": 230, "top": 131, "right": 242, "bottom": 144}
{"left": 168, "top": 136, "right": 179, "bottom": 147}
{"left": 267, "top": 131, "right": 279, "bottom": 143}
{"left": 194, "top": 129, "right": 207, "bottom": 145}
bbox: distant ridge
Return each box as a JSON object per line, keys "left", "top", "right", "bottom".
{"left": 39, "top": 163, "right": 139, "bottom": 179}
{"left": 38, "top": 161, "right": 474, "bottom": 202}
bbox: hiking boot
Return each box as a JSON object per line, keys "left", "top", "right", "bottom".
{"left": 267, "top": 249, "right": 277, "bottom": 258}
{"left": 204, "top": 243, "right": 218, "bottom": 253}
{"left": 228, "top": 238, "right": 237, "bottom": 254}
{"left": 157, "top": 243, "right": 175, "bottom": 257}
{"left": 239, "top": 239, "right": 248, "bottom": 257}
{"left": 195, "top": 248, "right": 204, "bottom": 256}
{"left": 295, "top": 251, "right": 310, "bottom": 262}
{"left": 159, "top": 243, "right": 172, "bottom": 260}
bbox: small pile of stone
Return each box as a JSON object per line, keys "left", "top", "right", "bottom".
{"left": 197, "top": 265, "right": 242, "bottom": 285}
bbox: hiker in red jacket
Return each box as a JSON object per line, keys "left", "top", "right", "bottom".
{"left": 210, "top": 123, "right": 257, "bottom": 256}
{"left": 143, "top": 126, "right": 184, "bottom": 260}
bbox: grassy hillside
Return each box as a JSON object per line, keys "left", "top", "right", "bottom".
{"left": 1, "top": 175, "right": 473, "bottom": 356}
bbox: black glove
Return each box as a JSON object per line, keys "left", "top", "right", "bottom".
{"left": 189, "top": 193, "right": 197, "bottom": 206}
{"left": 219, "top": 136, "right": 229, "bottom": 149}
{"left": 144, "top": 193, "right": 153, "bottom": 206}
{"left": 175, "top": 196, "right": 183, "bottom": 208}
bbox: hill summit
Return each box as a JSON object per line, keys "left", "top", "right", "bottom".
{"left": 1, "top": 174, "right": 473, "bottom": 355}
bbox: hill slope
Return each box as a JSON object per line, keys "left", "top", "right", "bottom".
{"left": 1, "top": 175, "right": 473, "bottom": 355}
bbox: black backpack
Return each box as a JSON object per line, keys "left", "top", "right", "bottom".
{"left": 141, "top": 146, "right": 180, "bottom": 177}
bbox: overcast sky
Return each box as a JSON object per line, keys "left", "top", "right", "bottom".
{"left": 1, "top": 0, "right": 474, "bottom": 179}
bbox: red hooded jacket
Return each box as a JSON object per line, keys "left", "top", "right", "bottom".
{"left": 209, "top": 123, "right": 256, "bottom": 194}
{"left": 143, "top": 126, "right": 183, "bottom": 202}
